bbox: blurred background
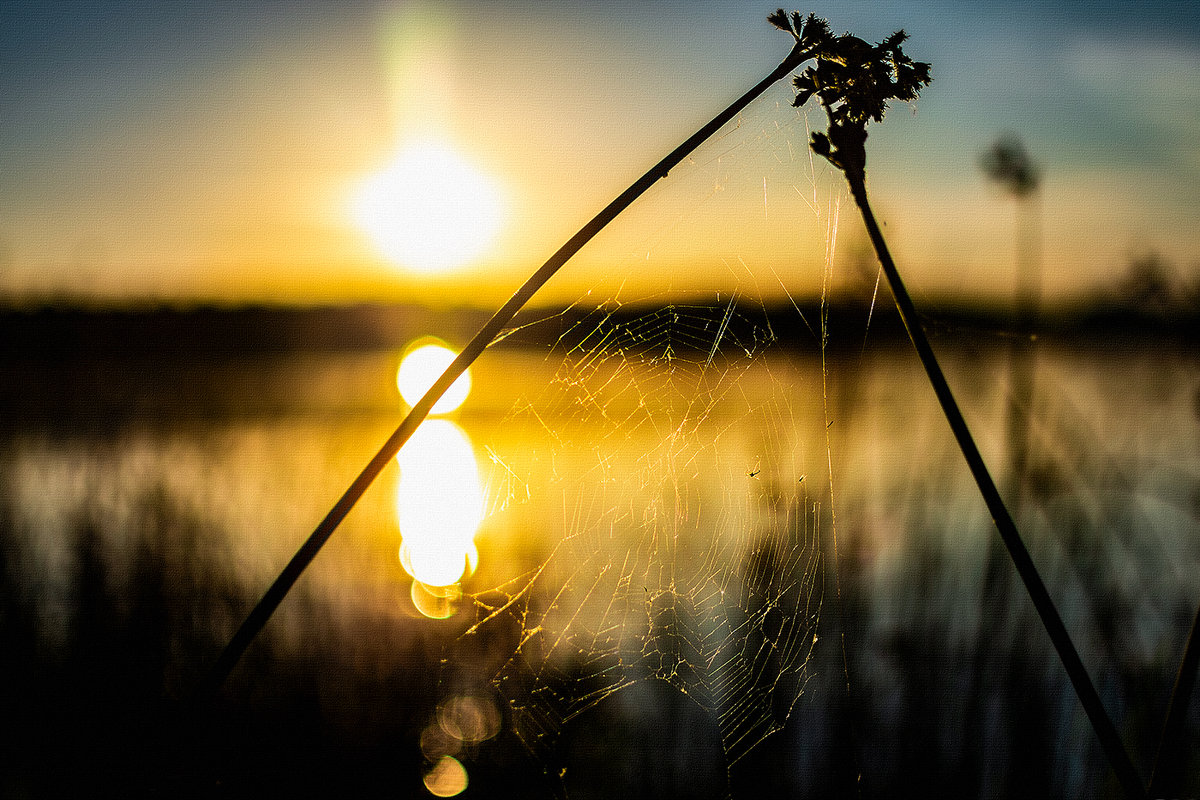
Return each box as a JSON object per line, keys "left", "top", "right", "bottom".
{"left": 2, "top": 1, "right": 1198, "bottom": 798}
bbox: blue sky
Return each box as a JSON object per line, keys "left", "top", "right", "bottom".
{"left": 2, "top": 1, "right": 1198, "bottom": 307}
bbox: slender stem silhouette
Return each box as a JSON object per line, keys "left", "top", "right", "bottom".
{"left": 198, "top": 40, "right": 812, "bottom": 699}
{"left": 848, "top": 180, "right": 1144, "bottom": 800}
{"left": 769, "top": 10, "right": 1144, "bottom": 798}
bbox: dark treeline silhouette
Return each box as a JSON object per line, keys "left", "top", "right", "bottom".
{"left": 2, "top": 296, "right": 1197, "bottom": 365}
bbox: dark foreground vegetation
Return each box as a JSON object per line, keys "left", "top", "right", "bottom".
{"left": 2, "top": 462, "right": 1195, "bottom": 798}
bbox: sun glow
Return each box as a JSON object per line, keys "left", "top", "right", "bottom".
{"left": 350, "top": 139, "right": 503, "bottom": 274}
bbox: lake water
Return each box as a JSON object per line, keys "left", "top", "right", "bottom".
{"left": 1, "top": 316, "right": 1197, "bottom": 799}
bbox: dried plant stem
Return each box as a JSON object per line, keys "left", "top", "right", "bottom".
{"left": 197, "top": 44, "right": 811, "bottom": 699}
{"left": 844, "top": 174, "right": 1146, "bottom": 800}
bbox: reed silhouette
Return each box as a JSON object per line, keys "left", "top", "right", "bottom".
{"left": 769, "top": 10, "right": 1145, "bottom": 799}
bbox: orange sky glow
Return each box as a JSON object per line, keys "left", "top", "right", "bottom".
{"left": 3, "top": 1, "right": 1199, "bottom": 310}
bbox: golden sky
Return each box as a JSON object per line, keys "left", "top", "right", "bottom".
{"left": 3, "top": 1, "right": 1199, "bottom": 309}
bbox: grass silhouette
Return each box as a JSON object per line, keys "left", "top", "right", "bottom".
{"left": 769, "top": 10, "right": 1147, "bottom": 799}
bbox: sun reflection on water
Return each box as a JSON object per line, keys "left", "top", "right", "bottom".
{"left": 422, "top": 754, "right": 468, "bottom": 797}
{"left": 396, "top": 418, "right": 483, "bottom": 590}
{"left": 408, "top": 579, "right": 462, "bottom": 620}
{"left": 396, "top": 339, "right": 472, "bottom": 414}
{"left": 395, "top": 341, "right": 483, "bottom": 619}
{"left": 418, "top": 694, "right": 501, "bottom": 796}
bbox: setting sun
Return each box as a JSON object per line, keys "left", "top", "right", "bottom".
{"left": 350, "top": 139, "right": 504, "bottom": 274}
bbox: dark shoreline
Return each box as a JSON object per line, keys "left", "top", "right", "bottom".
{"left": 1, "top": 300, "right": 1197, "bottom": 362}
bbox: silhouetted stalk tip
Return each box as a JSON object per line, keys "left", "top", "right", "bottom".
{"left": 770, "top": 9, "right": 930, "bottom": 185}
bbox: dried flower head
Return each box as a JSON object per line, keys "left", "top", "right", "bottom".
{"left": 770, "top": 10, "right": 932, "bottom": 180}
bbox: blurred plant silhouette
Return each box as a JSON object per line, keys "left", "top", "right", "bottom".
{"left": 979, "top": 131, "right": 1043, "bottom": 536}
{"left": 982, "top": 134, "right": 1039, "bottom": 198}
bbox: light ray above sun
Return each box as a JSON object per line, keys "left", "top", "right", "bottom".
{"left": 350, "top": 139, "right": 504, "bottom": 274}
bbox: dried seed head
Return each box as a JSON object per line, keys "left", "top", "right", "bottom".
{"left": 772, "top": 11, "right": 932, "bottom": 179}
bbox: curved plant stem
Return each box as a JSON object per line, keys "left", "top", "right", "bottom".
{"left": 197, "top": 43, "right": 811, "bottom": 699}
{"left": 844, "top": 173, "right": 1146, "bottom": 800}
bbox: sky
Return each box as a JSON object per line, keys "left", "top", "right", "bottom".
{"left": 2, "top": 0, "right": 1199, "bottom": 309}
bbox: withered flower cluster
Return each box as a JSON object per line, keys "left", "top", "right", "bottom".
{"left": 769, "top": 10, "right": 932, "bottom": 183}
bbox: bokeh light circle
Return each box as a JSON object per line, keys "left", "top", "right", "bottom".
{"left": 397, "top": 341, "right": 471, "bottom": 414}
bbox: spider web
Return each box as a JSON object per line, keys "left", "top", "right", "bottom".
{"left": 479, "top": 301, "right": 821, "bottom": 764}
{"left": 438, "top": 83, "right": 847, "bottom": 789}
